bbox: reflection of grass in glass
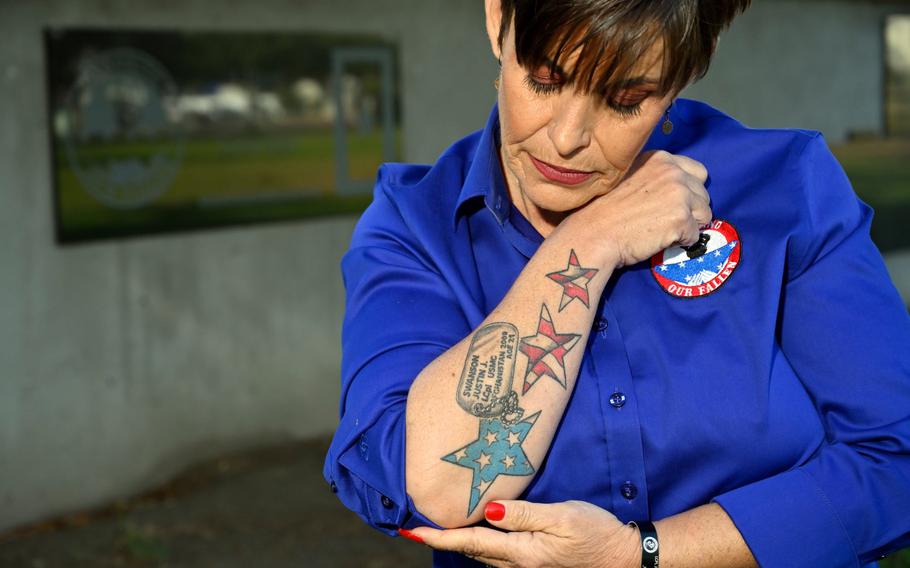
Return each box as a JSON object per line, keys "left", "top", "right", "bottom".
{"left": 346, "top": 132, "right": 388, "bottom": 181}
{"left": 832, "top": 139, "right": 910, "bottom": 253}
{"left": 56, "top": 130, "right": 395, "bottom": 241}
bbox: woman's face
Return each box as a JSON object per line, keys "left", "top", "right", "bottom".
{"left": 490, "top": 15, "right": 678, "bottom": 230}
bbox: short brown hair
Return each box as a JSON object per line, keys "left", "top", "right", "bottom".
{"left": 498, "top": 0, "right": 751, "bottom": 101}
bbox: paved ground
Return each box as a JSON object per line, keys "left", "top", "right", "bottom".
{"left": 2, "top": 437, "right": 908, "bottom": 568}
{"left": 0, "top": 438, "right": 431, "bottom": 568}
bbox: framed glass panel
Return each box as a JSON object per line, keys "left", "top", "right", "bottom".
{"left": 45, "top": 28, "right": 400, "bottom": 243}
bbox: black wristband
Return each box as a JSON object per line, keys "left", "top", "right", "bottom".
{"left": 628, "top": 519, "right": 659, "bottom": 568}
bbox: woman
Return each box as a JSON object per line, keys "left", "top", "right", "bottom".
{"left": 324, "top": 1, "right": 910, "bottom": 566}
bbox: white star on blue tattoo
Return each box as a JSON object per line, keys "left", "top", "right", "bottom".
{"left": 441, "top": 411, "right": 540, "bottom": 515}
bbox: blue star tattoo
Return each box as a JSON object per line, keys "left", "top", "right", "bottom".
{"left": 441, "top": 411, "right": 541, "bottom": 516}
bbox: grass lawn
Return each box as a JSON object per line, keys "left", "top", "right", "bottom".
{"left": 883, "top": 549, "right": 910, "bottom": 567}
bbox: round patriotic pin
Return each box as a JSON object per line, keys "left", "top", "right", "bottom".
{"left": 650, "top": 219, "right": 742, "bottom": 299}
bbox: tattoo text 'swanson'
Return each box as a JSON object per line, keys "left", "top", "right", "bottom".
{"left": 457, "top": 323, "right": 518, "bottom": 417}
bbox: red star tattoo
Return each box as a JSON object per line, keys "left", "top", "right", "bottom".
{"left": 546, "top": 250, "right": 599, "bottom": 311}
{"left": 518, "top": 305, "right": 580, "bottom": 394}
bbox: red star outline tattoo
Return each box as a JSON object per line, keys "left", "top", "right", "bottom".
{"left": 518, "top": 304, "right": 581, "bottom": 394}
{"left": 546, "top": 250, "right": 599, "bottom": 311}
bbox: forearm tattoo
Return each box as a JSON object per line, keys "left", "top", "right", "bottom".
{"left": 440, "top": 251, "right": 590, "bottom": 516}
{"left": 456, "top": 322, "right": 521, "bottom": 422}
{"left": 518, "top": 304, "right": 580, "bottom": 394}
{"left": 546, "top": 249, "right": 599, "bottom": 311}
{"left": 441, "top": 411, "right": 540, "bottom": 516}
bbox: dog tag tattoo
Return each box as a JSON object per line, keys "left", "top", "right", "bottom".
{"left": 457, "top": 323, "right": 519, "bottom": 418}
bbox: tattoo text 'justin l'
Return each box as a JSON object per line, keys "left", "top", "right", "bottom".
{"left": 457, "top": 322, "right": 518, "bottom": 418}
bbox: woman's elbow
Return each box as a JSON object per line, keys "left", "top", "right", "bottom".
{"left": 407, "top": 478, "right": 483, "bottom": 529}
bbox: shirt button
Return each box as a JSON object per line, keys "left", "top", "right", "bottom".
{"left": 330, "top": 480, "right": 338, "bottom": 494}
{"left": 620, "top": 482, "right": 638, "bottom": 500}
{"left": 593, "top": 317, "right": 609, "bottom": 332}
{"left": 609, "top": 392, "right": 626, "bottom": 408}
{"left": 381, "top": 495, "right": 394, "bottom": 509}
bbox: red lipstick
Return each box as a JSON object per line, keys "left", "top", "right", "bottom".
{"left": 529, "top": 155, "right": 594, "bottom": 186}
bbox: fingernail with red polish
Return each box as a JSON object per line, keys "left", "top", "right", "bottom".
{"left": 398, "top": 528, "right": 425, "bottom": 544}
{"left": 485, "top": 501, "right": 506, "bottom": 521}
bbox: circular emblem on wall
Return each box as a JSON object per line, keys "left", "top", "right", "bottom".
{"left": 650, "top": 219, "right": 742, "bottom": 298}
{"left": 60, "top": 47, "right": 185, "bottom": 209}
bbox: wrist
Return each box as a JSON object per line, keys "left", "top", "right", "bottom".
{"left": 600, "top": 238, "right": 624, "bottom": 271}
{"left": 621, "top": 522, "right": 643, "bottom": 568}
{"left": 547, "top": 214, "right": 622, "bottom": 271}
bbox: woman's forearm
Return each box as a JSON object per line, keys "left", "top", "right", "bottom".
{"left": 650, "top": 503, "right": 758, "bottom": 568}
{"left": 405, "top": 231, "right": 616, "bottom": 528}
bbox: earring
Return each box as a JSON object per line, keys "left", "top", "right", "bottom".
{"left": 494, "top": 76, "right": 500, "bottom": 90}
{"left": 662, "top": 104, "right": 674, "bottom": 135}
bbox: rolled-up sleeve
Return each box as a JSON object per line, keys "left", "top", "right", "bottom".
{"left": 712, "top": 134, "right": 910, "bottom": 567}
{"left": 323, "top": 175, "right": 471, "bottom": 534}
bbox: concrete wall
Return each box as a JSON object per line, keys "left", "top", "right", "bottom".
{"left": 1, "top": 0, "right": 908, "bottom": 536}
{"left": 0, "top": 0, "right": 494, "bottom": 534}
{"left": 684, "top": 0, "right": 906, "bottom": 143}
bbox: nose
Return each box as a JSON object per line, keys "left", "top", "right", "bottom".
{"left": 547, "top": 95, "right": 593, "bottom": 157}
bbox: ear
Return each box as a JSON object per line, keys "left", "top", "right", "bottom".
{"left": 484, "top": 0, "right": 504, "bottom": 61}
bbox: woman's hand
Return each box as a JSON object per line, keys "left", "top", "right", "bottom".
{"left": 405, "top": 499, "right": 640, "bottom": 568}
{"left": 556, "top": 150, "right": 712, "bottom": 270}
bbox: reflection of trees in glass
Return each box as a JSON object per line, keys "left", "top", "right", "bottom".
{"left": 886, "top": 15, "right": 910, "bottom": 137}
{"left": 47, "top": 29, "right": 399, "bottom": 137}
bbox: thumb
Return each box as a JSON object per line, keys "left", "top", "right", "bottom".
{"left": 483, "top": 500, "right": 561, "bottom": 533}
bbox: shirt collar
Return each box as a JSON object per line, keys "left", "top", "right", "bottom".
{"left": 453, "top": 104, "right": 510, "bottom": 228}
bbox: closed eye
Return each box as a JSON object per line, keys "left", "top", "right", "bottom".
{"left": 607, "top": 100, "right": 644, "bottom": 118}
{"left": 524, "top": 73, "right": 563, "bottom": 96}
